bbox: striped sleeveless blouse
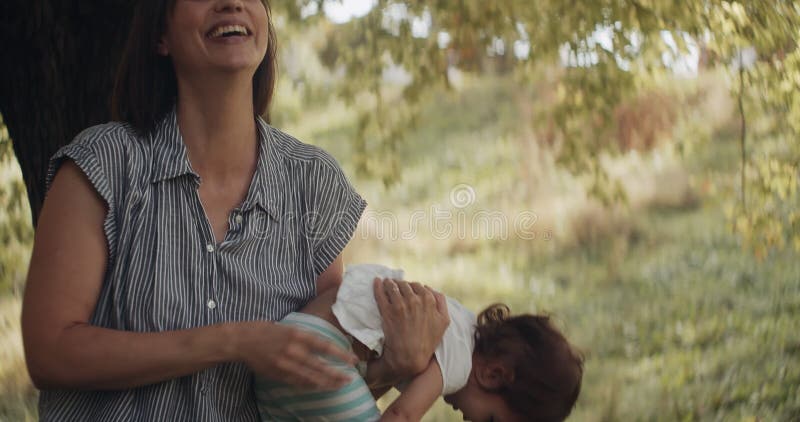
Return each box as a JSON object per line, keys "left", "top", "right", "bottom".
{"left": 38, "top": 108, "right": 367, "bottom": 421}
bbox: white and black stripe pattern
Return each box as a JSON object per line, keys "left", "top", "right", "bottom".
{"left": 38, "top": 108, "right": 367, "bottom": 421}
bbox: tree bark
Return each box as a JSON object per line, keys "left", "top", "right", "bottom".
{"left": 0, "top": 0, "right": 133, "bottom": 225}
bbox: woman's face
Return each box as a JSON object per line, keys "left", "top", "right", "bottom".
{"left": 159, "top": 0, "right": 269, "bottom": 79}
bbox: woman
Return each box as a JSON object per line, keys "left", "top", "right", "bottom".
{"left": 21, "top": 0, "right": 449, "bottom": 420}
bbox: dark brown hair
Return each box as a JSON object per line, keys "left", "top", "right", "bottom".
{"left": 473, "top": 304, "right": 584, "bottom": 422}
{"left": 112, "top": 0, "right": 278, "bottom": 135}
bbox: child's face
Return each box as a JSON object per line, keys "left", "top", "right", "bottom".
{"left": 443, "top": 389, "right": 519, "bottom": 422}
{"left": 442, "top": 358, "right": 522, "bottom": 422}
{"left": 444, "top": 384, "right": 521, "bottom": 422}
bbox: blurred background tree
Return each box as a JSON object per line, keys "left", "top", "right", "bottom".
{"left": 273, "top": 0, "right": 800, "bottom": 255}
{"left": 1, "top": 0, "right": 795, "bottom": 252}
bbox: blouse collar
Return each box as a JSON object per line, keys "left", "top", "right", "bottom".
{"left": 149, "top": 107, "right": 284, "bottom": 221}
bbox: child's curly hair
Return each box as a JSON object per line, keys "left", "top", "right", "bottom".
{"left": 473, "top": 304, "right": 584, "bottom": 422}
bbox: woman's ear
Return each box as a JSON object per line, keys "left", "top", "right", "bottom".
{"left": 474, "top": 359, "right": 513, "bottom": 390}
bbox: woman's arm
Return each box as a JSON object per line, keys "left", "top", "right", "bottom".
{"left": 380, "top": 358, "right": 443, "bottom": 421}
{"left": 316, "top": 255, "right": 344, "bottom": 293}
{"left": 22, "top": 161, "right": 356, "bottom": 391}
{"left": 364, "top": 278, "right": 450, "bottom": 396}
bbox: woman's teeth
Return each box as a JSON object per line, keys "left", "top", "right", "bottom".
{"left": 209, "top": 25, "right": 249, "bottom": 38}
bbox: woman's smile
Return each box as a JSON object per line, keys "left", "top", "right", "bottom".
{"left": 206, "top": 25, "right": 254, "bottom": 46}
{"left": 207, "top": 23, "right": 251, "bottom": 39}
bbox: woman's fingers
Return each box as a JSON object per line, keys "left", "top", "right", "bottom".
{"left": 243, "top": 322, "right": 357, "bottom": 390}
{"left": 281, "top": 355, "right": 350, "bottom": 390}
{"left": 307, "top": 333, "right": 359, "bottom": 366}
{"left": 426, "top": 286, "right": 449, "bottom": 317}
{"left": 372, "top": 277, "right": 452, "bottom": 382}
{"left": 383, "top": 278, "right": 404, "bottom": 306}
{"left": 288, "top": 328, "right": 358, "bottom": 365}
{"left": 395, "top": 279, "right": 415, "bottom": 299}
{"left": 412, "top": 283, "right": 437, "bottom": 307}
{"left": 409, "top": 282, "right": 427, "bottom": 296}
{"left": 374, "top": 277, "right": 389, "bottom": 308}
{"left": 302, "top": 357, "right": 352, "bottom": 389}
{"left": 279, "top": 358, "right": 321, "bottom": 388}
{"left": 375, "top": 278, "right": 404, "bottom": 320}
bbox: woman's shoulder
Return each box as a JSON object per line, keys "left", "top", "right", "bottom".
{"left": 261, "top": 122, "right": 342, "bottom": 169}
{"left": 56, "top": 120, "right": 152, "bottom": 179}
{"left": 47, "top": 120, "right": 150, "bottom": 198}
{"left": 68, "top": 120, "right": 143, "bottom": 153}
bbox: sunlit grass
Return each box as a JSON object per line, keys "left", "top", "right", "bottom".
{"left": 0, "top": 297, "right": 36, "bottom": 421}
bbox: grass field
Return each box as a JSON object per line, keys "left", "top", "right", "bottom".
{"left": 1, "top": 74, "right": 798, "bottom": 421}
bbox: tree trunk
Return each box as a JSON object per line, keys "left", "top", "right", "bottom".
{"left": 0, "top": 0, "right": 133, "bottom": 225}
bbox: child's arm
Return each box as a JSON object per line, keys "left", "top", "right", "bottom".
{"left": 380, "top": 357, "right": 443, "bottom": 422}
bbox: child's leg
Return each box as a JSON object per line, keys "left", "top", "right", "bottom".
{"left": 253, "top": 312, "right": 381, "bottom": 422}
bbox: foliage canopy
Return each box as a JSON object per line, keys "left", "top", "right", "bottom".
{"left": 271, "top": 0, "right": 800, "bottom": 254}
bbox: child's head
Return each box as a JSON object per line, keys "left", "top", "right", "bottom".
{"left": 443, "top": 304, "right": 584, "bottom": 422}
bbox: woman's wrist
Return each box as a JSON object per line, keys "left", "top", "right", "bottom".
{"left": 219, "top": 321, "right": 255, "bottom": 363}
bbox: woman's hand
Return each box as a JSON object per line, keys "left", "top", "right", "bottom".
{"left": 234, "top": 321, "right": 359, "bottom": 390}
{"left": 368, "top": 278, "right": 450, "bottom": 389}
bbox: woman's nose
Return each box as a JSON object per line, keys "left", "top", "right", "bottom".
{"left": 214, "top": 0, "right": 244, "bottom": 13}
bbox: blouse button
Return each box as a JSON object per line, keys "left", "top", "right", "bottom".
{"left": 207, "top": 299, "right": 217, "bottom": 310}
{"left": 234, "top": 214, "right": 243, "bottom": 224}
{"left": 206, "top": 243, "right": 215, "bottom": 253}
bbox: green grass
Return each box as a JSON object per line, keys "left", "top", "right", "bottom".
{"left": 359, "top": 199, "right": 800, "bottom": 421}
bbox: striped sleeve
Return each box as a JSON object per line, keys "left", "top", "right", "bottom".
{"left": 44, "top": 124, "right": 126, "bottom": 268}
{"left": 304, "top": 152, "right": 367, "bottom": 277}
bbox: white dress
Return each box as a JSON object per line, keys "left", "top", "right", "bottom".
{"left": 331, "top": 263, "right": 477, "bottom": 395}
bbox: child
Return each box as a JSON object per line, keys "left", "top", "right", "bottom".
{"left": 254, "top": 264, "right": 584, "bottom": 421}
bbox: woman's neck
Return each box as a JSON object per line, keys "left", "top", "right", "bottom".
{"left": 175, "top": 74, "right": 258, "bottom": 181}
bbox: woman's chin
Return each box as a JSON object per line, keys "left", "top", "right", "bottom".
{"left": 209, "top": 59, "right": 261, "bottom": 74}
{"left": 204, "top": 50, "right": 264, "bottom": 74}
